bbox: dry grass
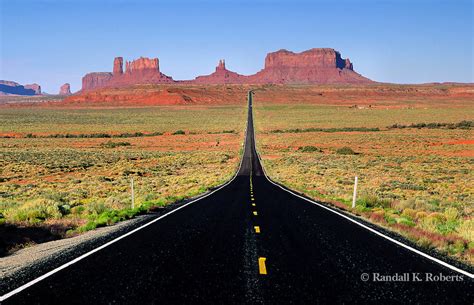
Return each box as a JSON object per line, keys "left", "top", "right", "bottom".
{"left": 0, "top": 104, "right": 246, "bottom": 250}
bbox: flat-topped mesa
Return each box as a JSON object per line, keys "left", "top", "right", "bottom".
{"left": 24, "top": 83, "right": 41, "bottom": 95}
{"left": 125, "top": 57, "right": 159, "bottom": 74}
{"left": 0, "top": 80, "right": 41, "bottom": 95}
{"left": 249, "top": 48, "right": 371, "bottom": 84}
{"left": 264, "top": 48, "right": 352, "bottom": 70}
{"left": 82, "top": 72, "right": 113, "bottom": 91}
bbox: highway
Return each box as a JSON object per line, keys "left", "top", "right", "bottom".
{"left": 1, "top": 92, "right": 472, "bottom": 304}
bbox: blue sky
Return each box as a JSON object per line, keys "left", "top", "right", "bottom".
{"left": 1, "top": 0, "right": 472, "bottom": 93}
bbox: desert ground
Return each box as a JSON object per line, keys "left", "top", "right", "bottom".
{"left": 252, "top": 84, "right": 473, "bottom": 264}
{"left": 0, "top": 83, "right": 473, "bottom": 265}
{"left": 0, "top": 86, "right": 247, "bottom": 255}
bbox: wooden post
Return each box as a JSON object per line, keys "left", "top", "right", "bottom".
{"left": 131, "top": 177, "right": 135, "bottom": 209}
{"left": 352, "top": 176, "right": 358, "bottom": 208}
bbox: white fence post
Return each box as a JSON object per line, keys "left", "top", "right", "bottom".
{"left": 131, "top": 177, "right": 135, "bottom": 209}
{"left": 352, "top": 176, "right": 358, "bottom": 208}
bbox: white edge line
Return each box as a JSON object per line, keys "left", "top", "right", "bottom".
{"left": 0, "top": 100, "right": 252, "bottom": 302}
{"left": 250, "top": 93, "right": 474, "bottom": 279}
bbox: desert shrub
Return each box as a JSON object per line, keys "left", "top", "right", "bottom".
{"left": 417, "top": 237, "right": 433, "bottom": 249}
{"left": 358, "top": 193, "right": 391, "bottom": 208}
{"left": 396, "top": 199, "right": 416, "bottom": 211}
{"left": 444, "top": 207, "right": 459, "bottom": 222}
{"left": 437, "top": 220, "right": 459, "bottom": 235}
{"left": 270, "top": 127, "right": 380, "bottom": 133}
{"left": 298, "top": 146, "right": 322, "bottom": 153}
{"left": 370, "top": 210, "right": 386, "bottom": 223}
{"left": 401, "top": 208, "right": 417, "bottom": 220}
{"left": 457, "top": 219, "right": 474, "bottom": 242}
{"left": 388, "top": 120, "right": 473, "bottom": 130}
{"left": 419, "top": 213, "right": 447, "bottom": 232}
{"left": 419, "top": 217, "right": 438, "bottom": 232}
{"left": 173, "top": 130, "right": 186, "bottom": 135}
{"left": 101, "top": 141, "right": 131, "bottom": 148}
{"left": 7, "top": 199, "right": 62, "bottom": 223}
{"left": 448, "top": 240, "right": 466, "bottom": 255}
{"left": 415, "top": 211, "right": 428, "bottom": 220}
{"left": 396, "top": 217, "right": 416, "bottom": 227}
{"left": 336, "top": 146, "right": 357, "bottom": 155}
{"left": 428, "top": 212, "right": 447, "bottom": 223}
{"left": 71, "top": 205, "right": 86, "bottom": 215}
{"left": 86, "top": 201, "right": 107, "bottom": 215}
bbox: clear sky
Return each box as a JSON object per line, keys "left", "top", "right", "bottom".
{"left": 1, "top": 0, "right": 472, "bottom": 93}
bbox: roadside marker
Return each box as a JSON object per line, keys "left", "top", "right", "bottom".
{"left": 253, "top": 211, "right": 258, "bottom": 216}
{"left": 130, "top": 178, "right": 135, "bottom": 209}
{"left": 254, "top": 226, "right": 260, "bottom": 233}
{"left": 352, "top": 176, "right": 358, "bottom": 209}
{"left": 258, "top": 257, "right": 267, "bottom": 275}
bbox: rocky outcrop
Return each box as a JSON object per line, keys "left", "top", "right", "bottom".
{"left": 193, "top": 59, "right": 246, "bottom": 84}
{"left": 79, "top": 48, "right": 372, "bottom": 91}
{"left": 24, "top": 83, "right": 41, "bottom": 94}
{"left": 247, "top": 48, "right": 371, "bottom": 84}
{"left": 82, "top": 72, "right": 113, "bottom": 91}
{"left": 81, "top": 57, "right": 173, "bottom": 90}
{"left": 59, "top": 83, "right": 72, "bottom": 95}
{"left": 125, "top": 57, "right": 159, "bottom": 73}
{"left": 113, "top": 57, "right": 123, "bottom": 75}
{"left": 0, "top": 80, "right": 40, "bottom": 95}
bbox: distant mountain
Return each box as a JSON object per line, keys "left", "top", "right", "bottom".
{"left": 0, "top": 80, "right": 41, "bottom": 96}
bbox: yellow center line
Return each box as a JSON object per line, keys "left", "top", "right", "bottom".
{"left": 252, "top": 203, "right": 256, "bottom": 206}
{"left": 253, "top": 211, "right": 258, "bottom": 216}
{"left": 254, "top": 226, "right": 260, "bottom": 233}
{"left": 258, "top": 257, "right": 267, "bottom": 275}
{"left": 251, "top": 198, "right": 255, "bottom": 201}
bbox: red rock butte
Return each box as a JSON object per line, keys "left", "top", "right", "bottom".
{"left": 81, "top": 48, "right": 372, "bottom": 91}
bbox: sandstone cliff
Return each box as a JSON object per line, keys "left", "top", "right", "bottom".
{"left": 247, "top": 48, "right": 371, "bottom": 84}
{"left": 82, "top": 56, "right": 173, "bottom": 90}
{"left": 82, "top": 72, "right": 113, "bottom": 91}
{"left": 59, "top": 83, "right": 72, "bottom": 95}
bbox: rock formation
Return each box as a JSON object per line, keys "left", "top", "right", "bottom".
{"left": 59, "top": 83, "right": 72, "bottom": 95}
{"left": 113, "top": 57, "right": 123, "bottom": 75}
{"left": 79, "top": 48, "right": 372, "bottom": 90}
{"left": 247, "top": 48, "right": 370, "bottom": 84}
{"left": 24, "top": 83, "right": 41, "bottom": 94}
{"left": 193, "top": 59, "right": 246, "bottom": 84}
{"left": 0, "top": 80, "right": 41, "bottom": 95}
{"left": 82, "top": 72, "right": 113, "bottom": 91}
{"left": 81, "top": 56, "right": 173, "bottom": 90}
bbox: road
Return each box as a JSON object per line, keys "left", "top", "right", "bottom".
{"left": 1, "top": 92, "right": 472, "bottom": 304}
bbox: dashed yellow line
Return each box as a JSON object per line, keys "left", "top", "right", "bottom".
{"left": 258, "top": 257, "right": 267, "bottom": 275}
{"left": 252, "top": 203, "right": 256, "bottom": 207}
{"left": 253, "top": 211, "right": 258, "bottom": 216}
{"left": 254, "top": 226, "right": 260, "bottom": 233}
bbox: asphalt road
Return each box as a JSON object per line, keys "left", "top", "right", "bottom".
{"left": 2, "top": 92, "right": 472, "bottom": 304}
